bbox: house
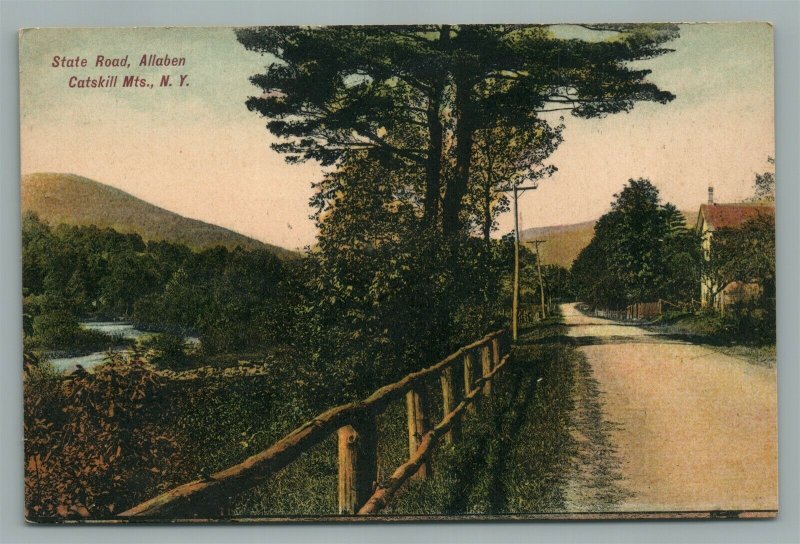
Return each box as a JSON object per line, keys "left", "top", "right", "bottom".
{"left": 695, "top": 187, "right": 775, "bottom": 311}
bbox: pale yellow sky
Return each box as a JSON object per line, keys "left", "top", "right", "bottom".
{"left": 19, "top": 24, "right": 774, "bottom": 250}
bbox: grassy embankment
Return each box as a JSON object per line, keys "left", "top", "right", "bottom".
{"left": 223, "top": 314, "right": 581, "bottom": 518}
{"left": 645, "top": 310, "right": 776, "bottom": 368}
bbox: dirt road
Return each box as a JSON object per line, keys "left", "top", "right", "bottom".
{"left": 561, "top": 303, "right": 777, "bottom": 514}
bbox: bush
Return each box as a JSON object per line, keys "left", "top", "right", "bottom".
{"left": 30, "top": 311, "right": 126, "bottom": 355}
{"left": 143, "top": 333, "right": 194, "bottom": 371}
{"left": 721, "top": 300, "right": 776, "bottom": 345}
{"left": 24, "top": 353, "right": 194, "bottom": 521}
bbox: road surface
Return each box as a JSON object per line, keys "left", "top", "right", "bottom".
{"left": 561, "top": 303, "right": 777, "bottom": 514}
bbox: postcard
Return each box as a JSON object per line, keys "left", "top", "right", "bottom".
{"left": 20, "top": 23, "right": 776, "bottom": 522}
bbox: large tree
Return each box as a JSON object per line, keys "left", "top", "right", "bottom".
{"left": 236, "top": 24, "right": 679, "bottom": 238}
{"left": 465, "top": 119, "right": 563, "bottom": 242}
{"left": 571, "top": 179, "right": 699, "bottom": 308}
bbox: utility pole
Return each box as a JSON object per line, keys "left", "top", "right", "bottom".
{"left": 512, "top": 187, "right": 519, "bottom": 341}
{"left": 500, "top": 184, "right": 538, "bottom": 341}
{"left": 528, "top": 239, "right": 547, "bottom": 320}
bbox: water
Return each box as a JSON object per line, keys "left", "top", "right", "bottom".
{"left": 77, "top": 321, "right": 151, "bottom": 340}
{"left": 48, "top": 321, "right": 198, "bottom": 373}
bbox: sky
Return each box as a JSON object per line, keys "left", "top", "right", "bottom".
{"left": 19, "top": 23, "right": 774, "bottom": 251}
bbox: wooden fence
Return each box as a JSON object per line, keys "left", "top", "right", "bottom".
{"left": 626, "top": 300, "right": 663, "bottom": 320}
{"left": 590, "top": 300, "right": 663, "bottom": 321}
{"left": 508, "top": 302, "right": 557, "bottom": 326}
{"left": 591, "top": 307, "right": 627, "bottom": 320}
{"left": 119, "top": 329, "right": 511, "bottom": 519}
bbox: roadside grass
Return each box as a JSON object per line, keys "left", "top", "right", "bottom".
{"left": 225, "top": 315, "right": 579, "bottom": 518}
{"left": 647, "top": 311, "right": 776, "bottom": 367}
{"left": 386, "top": 317, "right": 577, "bottom": 515}
{"left": 708, "top": 344, "right": 776, "bottom": 368}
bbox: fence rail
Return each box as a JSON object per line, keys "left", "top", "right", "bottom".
{"left": 120, "top": 328, "right": 511, "bottom": 519}
{"left": 507, "top": 302, "right": 557, "bottom": 326}
{"left": 588, "top": 300, "right": 667, "bottom": 322}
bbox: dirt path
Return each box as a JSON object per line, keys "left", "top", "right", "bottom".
{"left": 561, "top": 303, "right": 777, "bottom": 514}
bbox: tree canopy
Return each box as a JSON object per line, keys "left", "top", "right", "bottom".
{"left": 232, "top": 24, "right": 681, "bottom": 393}
{"left": 752, "top": 156, "right": 775, "bottom": 202}
{"left": 236, "top": 24, "right": 679, "bottom": 236}
{"left": 571, "top": 179, "right": 700, "bottom": 308}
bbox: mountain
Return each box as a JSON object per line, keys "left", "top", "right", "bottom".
{"left": 21, "top": 173, "right": 297, "bottom": 258}
{"left": 520, "top": 211, "right": 696, "bottom": 269}
{"left": 519, "top": 220, "right": 597, "bottom": 269}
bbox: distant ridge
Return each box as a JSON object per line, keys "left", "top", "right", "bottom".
{"left": 519, "top": 220, "right": 597, "bottom": 268}
{"left": 21, "top": 173, "right": 297, "bottom": 258}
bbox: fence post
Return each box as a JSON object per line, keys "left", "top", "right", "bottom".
{"left": 405, "top": 387, "right": 431, "bottom": 479}
{"left": 337, "top": 416, "right": 378, "bottom": 514}
{"left": 463, "top": 351, "right": 475, "bottom": 415}
{"left": 481, "top": 343, "right": 492, "bottom": 397}
{"left": 440, "top": 366, "right": 461, "bottom": 444}
{"left": 492, "top": 337, "right": 501, "bottom": 374}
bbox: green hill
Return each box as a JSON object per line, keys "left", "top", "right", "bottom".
{"left": 21, "top": 173, "right": 297, "bottom": 258}
{"left": 519, "top": 220, "right": 597, "bottom": 269}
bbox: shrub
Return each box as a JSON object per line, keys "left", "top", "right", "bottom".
{"left": 24, "top": 353, "right": 193, "bottom": 521}
{"left": 721, "top": 300, "right": 776, "bottom": 345}
{"left": 144, "top": 333, "right": 194, "bottom": 371}
{"left": 30, "top": 311, "right": 128, "bottom": 355}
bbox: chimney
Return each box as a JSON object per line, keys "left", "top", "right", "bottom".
{"left": 708, "top": 186, "right": 714, "bottom": 205}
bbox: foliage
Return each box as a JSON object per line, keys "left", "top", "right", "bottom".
{"left": 25, "top": 306, "right": 129, "bottom": 355}
{"left": 524, "top": 263, "right": 575, "bottom": 306}
{"left": 286, "top": 156, "right": 515, "bottom": 404}
{"left": 22, "top": 213, "right": 289, "bottom": 357}
{"left": 571, "top": 179, "right": 700, "bottom": 308}
{"left": 720, "top": 299, "right": 776, "bottom": 345}
{"left": 24, "top": 353, "right": 193, "bottom": 520}
{"left": 751, "top": 156, "right": 775, "bottom": 202}
{"left": 700, "top": 213, "right": 776, "bottom": 307}
{"left": 143, "top": 333, "right": 194, "bottom": 371}
{"left": 465, "top": 120, "right": 563, "bottom": 241}
{"left": 236, "top": 24, "right": 679, "bottom": 235}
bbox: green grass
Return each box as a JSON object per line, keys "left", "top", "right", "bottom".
{"left": 217, "top": 316, "right": 580, "bottom": 518}
{"left": 647, "top": 311, "right": 776, "bottom": 367}
{"left": 708, "top": 344, "right": 776, "bottom": 368}
{"left": 385, "top": 319, "right": 577, "bottom": 516}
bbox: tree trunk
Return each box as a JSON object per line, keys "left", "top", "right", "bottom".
{"left": 423, "top": 90, "right": 443, "bottom": 227}
{"left": 482, "top": 170, "right": 493, "bottom": 243}
{"left": 423, "top": 25, "right": 449, "bottom": 229}
{"left": 442, "top": 79, "right": 474, "bottom": 237}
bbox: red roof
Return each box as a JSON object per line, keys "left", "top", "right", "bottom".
{"left": 697, "top": 203, "right": 775, "bottom": 231}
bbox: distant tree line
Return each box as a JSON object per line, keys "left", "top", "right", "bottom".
{"left": 22, "top": 213, "right": 290, "bottom": 356}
